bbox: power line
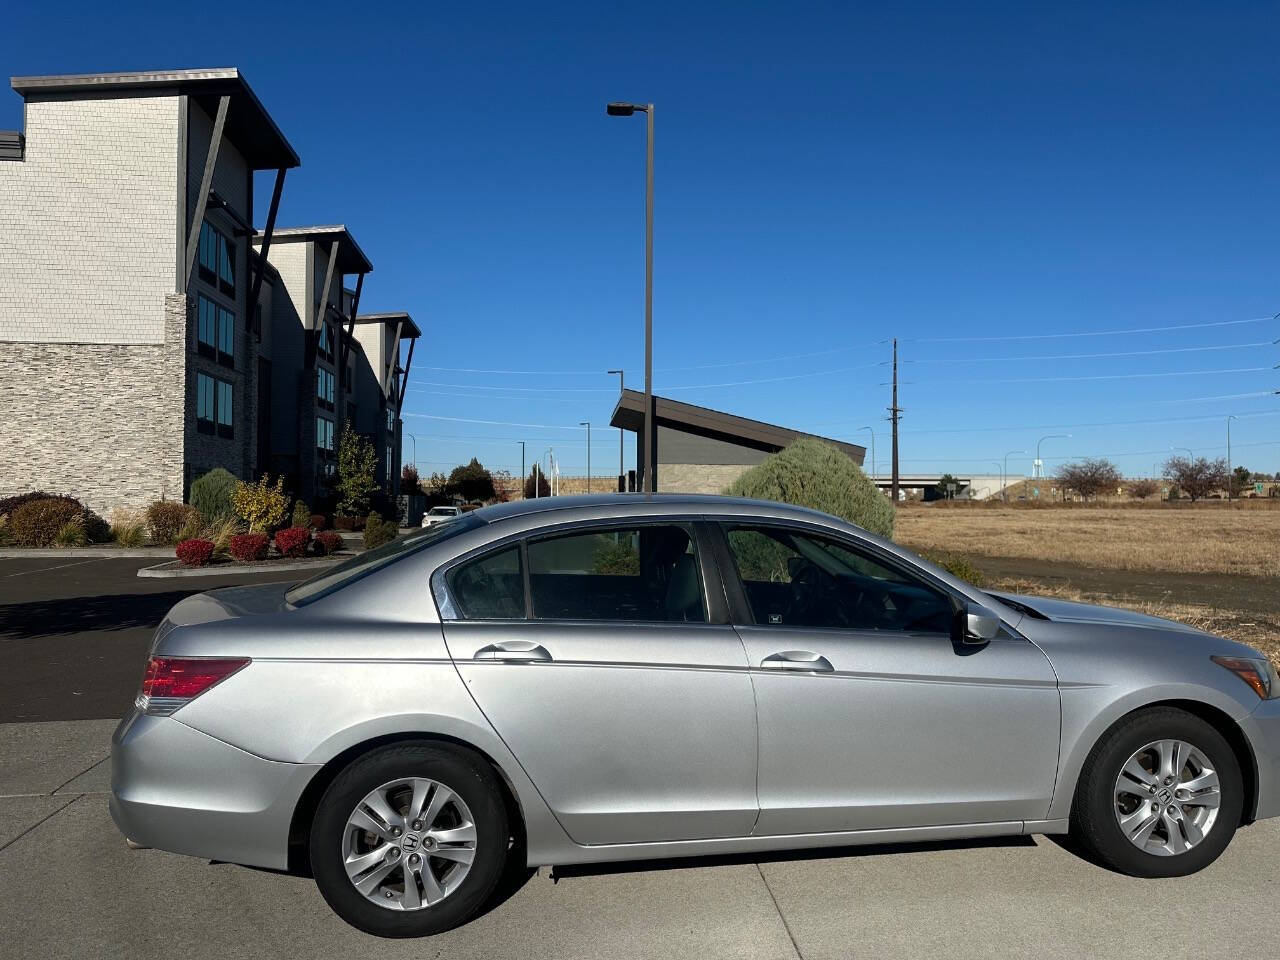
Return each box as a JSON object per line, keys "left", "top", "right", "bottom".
{"left": 912, "top": 341, "right": 1272, "bottom": 364}
{"left": 971, "top": 366, "right": 1269, "bottom": 385}
{"left": 403, "top": 413, "right": 588, "bottom": 431}
{"left": 909, "top": 315, "right": 1273, "bottom": 344}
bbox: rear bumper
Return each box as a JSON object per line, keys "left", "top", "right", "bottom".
{"left": 109, "top": 710, "right": 320, "bottom": 870}
{"left": 1243, "top": 698, "right": 1280, "bottom": 821}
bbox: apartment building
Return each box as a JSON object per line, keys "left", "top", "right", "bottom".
{"left": 0, "top": 68, "right": 419, "bottom": 513}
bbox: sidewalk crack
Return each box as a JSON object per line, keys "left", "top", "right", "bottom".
{"left": 756, "top": 863, "right": 804, "bottom": 959}
{"left": 0, "top": 794, "right": 81, "bottom": 854}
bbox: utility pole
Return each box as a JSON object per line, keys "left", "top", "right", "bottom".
{"left": 519, "top": 441, "right": 525, "bottom": 499}
{"left": 580, "top": 421, "right": 592, "bottom": 493}
{"left": 888, "top": 338, "right": 901, "bottom": 505}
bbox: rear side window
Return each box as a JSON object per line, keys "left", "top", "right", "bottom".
{"left": 527, "top": 525, "right": 705, "bottom": 623}
{"left": 448, "top": 546, "right": 525, "bottom": 619}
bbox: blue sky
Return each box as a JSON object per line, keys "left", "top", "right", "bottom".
{"left": 5, "top": 1, "right": 1279, "bottom": 479}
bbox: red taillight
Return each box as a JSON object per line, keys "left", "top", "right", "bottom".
{"left": 137, "top": 657, "right": 250, "bottom": 715}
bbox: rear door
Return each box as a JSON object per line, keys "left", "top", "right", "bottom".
{"left": 713, "top": 521, "right": 1060, "bottom": 836}
{"left": 437, "top": 520, "right": 758, "bottom": 845}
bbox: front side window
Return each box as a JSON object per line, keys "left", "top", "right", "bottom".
{"left": 527, "top": 525, "right": 705, "bottom": 622}
{"left": 448, "top": 546, "right": 525, "bottom": 619}
{"left": 724, "top": 525, "right": 953, "bottom": 633}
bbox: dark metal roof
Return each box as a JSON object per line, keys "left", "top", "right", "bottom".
{"left": 609, "top": 390, "right": 866, "bottom": 463}
{"left": 10, "top": 68, "right": 299, "bottom": 169}
{"left": 257, "top": 225, "right": 373, "bottom": 275}
{"left": 354, "top": 312, "right": 421, "bottom": 339}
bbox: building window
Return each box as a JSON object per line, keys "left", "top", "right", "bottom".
{"left": 198, "top": 220, "right": 236, "bottom": 296}
{"left": 197, "top": 372, "right": 233, "bottom": 439}
{"left": 386, "top": 408, "right": 395, "bottom": 432}
{"left": 317, "top": 322, "right": 334, "bottom": 363}
{"left": 197, "top": 295, "right": 235, "bottom": 367}
{"left": 316, "top": 368, "right": 335, "bottom": 410}
{"left": 387, "top": 445, "right": 393, "bottom": 479}
{"left": 316, "top": 416, "right": 335, "bottom": 456}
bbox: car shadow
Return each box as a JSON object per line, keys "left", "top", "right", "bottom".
{"left": 0, "top": 590, "right": 200, "bottom": 638}
{"left": 549, "top": 833, "right": 1037, "bottom": 880}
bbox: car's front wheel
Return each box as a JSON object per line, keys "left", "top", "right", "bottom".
{"left": 310, "top": 742, "right": 509, "bottom": 937}
{"left": 1070, "top": 706, "right": 1243, "bottom": 877}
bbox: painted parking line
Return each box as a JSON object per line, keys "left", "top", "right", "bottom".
{"left": 1, "top": 557, "right": 104, "bottom": 578}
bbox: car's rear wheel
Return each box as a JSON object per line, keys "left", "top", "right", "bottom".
{"left": 310, "top": 742, "right": 508, "bottom": 937}
{"left": 1070, "top": 706, "right": 1242, "bottom": 877}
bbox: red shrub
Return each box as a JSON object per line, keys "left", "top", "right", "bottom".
{"left": 175, "top": 538, "right": 215, "bottom": 567}
{"left": 274, "top": 526, "right": 310, "bottom": 558}
{"left": 229, "top": 533, "right": 269, "bottom": 562}
{"left": 314, "top": 530, "right": 343, "bottom": 556}
{"left": 309, "top": 513, "right": 327, "bottom": 530}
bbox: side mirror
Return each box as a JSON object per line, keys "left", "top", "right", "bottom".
{"left": 962, "top": 602, "right": 1002, "bottom": 644}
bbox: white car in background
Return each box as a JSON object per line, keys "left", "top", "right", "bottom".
{"left": 421, "top": 506, "right": 462, "bottom": 528}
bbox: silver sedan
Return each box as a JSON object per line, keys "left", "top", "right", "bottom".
{"left": 110, "top": 494, "right": 1280, "bottom": 937}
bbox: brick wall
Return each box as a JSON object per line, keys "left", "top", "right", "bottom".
{"left": 0, "top": 95, "right": 179, "bottom": 344}
{"left": 0, "top": 293, "right": 187, "bottom": 513}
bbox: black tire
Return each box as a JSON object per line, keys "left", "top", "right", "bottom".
{"left": 1069, "top": 706, "right": 1243, "bottom": 877}
{"left": 310, "top": 742, "right": 509, "bottom": 937}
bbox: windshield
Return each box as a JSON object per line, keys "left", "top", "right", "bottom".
{"left": 286, "top": 513, "right": 485, "bottom": 606}
{"left": 429, "top": 507, "right": 457, "bottom": 516}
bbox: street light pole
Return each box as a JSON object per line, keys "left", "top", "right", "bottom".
{"left": 580, "top": 421, "right": 591, "bottom": 493}
{"left": 858, "top": 425, "right": 876, "bottom": 480}
{"left": 405, "top": 433, "right": 417, "bottom": 472}
{"left": 991, "top": 461, "right": 1004, "bottom": 502}
{"left": 607, "top": 369, "right": 624, "bottom": 490}
{"left": 1227, "top": 415, "right": 1237, "bottom": 501}
{"left": 1003, "top": 450, "right": 1026, "bottom": 503}
{"left": 606, "top": 101, "right": 655, "bottom": 492}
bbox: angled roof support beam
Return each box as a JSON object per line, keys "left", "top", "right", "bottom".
{"left": 312, "top": 240, "right": 338, "bottom": 371}
{"left": 337, "top": 271, "right": 365, "bottom": 404}
{"left": 385, "top": 319, "right": 404, "bottom": 396}
{"left": 182, "top": 94, "right": 230, "bottom": 290}
{"left": 396, "top": 336, "right": 416, "bottom": 414}
{"left": 247, "top": 167, "right": 286, "bottom": 337}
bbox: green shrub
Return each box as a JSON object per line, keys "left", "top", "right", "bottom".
{"left": 362, "top": 513, "right": 397, "bottom": 550}
{"left": 9, "top": 497, "right": 85, "bottom": 547}
{"left": 54, "top": 516, "right": 88, "bottom": 547}
{"left": 147, "top": 500, "right": 198, "bottom": 545}
{"left": 0, "top": 515, "right": 9, "bottom": 547}
{"left": 291, "top": 499, "right": 311, "bottom": 530}
{"left": 189, "top": 468, "right": 238, "bottom": 523}
{"left": 724, "top": 438, "right": 895, "bottom": 539}
{"left": 919, "top": 550, "right": 988, "bottom": 587}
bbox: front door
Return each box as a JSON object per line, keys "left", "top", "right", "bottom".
{"left": 439, "top": 521, "right": 758, "bottom": 846}
{"left": 716, "top": 522, "right": 1060, "bottom": 837}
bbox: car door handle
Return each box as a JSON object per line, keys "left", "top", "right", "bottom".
{"left": 473, "top": 641, "right": 553, "bottom": 663}
{"left": 760, "top": 650, "right": 834, "bottom": 672}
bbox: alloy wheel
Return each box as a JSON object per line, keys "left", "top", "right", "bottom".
{"left": 1113, "top": 739, "right": 1221, "bottom": 857}
{"left": 342, "top": 776, "right": 478, "bottom": 911}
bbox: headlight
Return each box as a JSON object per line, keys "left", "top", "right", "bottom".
{"left": 1211, "top": 655, "right": 1280, "bottom": 700}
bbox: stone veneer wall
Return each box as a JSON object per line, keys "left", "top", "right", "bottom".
{"left": 0, "top": 294, "right": 187, "bottom": 513}
{"left": 655, "top": 463, "right": 753, "bottom": 495}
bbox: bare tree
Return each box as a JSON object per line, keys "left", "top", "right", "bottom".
{"left": 1057, "top": 458, "right": 1122, "bottom": 501}
{"left": 1163, "top": 456, "right": 1229, "bottom": 502}
{"left": 1127, "top": 478, "right": 1159, "bottom": 500}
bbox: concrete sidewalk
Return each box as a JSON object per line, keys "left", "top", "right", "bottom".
{"left": 3, "top": 718, "right": 1279, "bottom": 959}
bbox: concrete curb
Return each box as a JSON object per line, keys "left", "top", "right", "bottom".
{"left": 137, "top": 557, "right": 342, "bottom": 579}
{"left": 0, "top": 547, "right": 170, "bottom": 559}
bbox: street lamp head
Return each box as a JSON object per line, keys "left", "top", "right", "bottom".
{"left": 606, "top": 102, "right": 641, "bottom": 116}
{"left": 606, "top": 369, "right": 623, "bottom": 375}
{"left": 580, "top": 421, "right": 590, "bottom": 427}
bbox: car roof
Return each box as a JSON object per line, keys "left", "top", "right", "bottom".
{"left": 471, "top": 493, "right": 848, "bottom": 528}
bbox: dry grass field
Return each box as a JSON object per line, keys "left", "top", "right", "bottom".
{"left": 895, "top": 502, "right": 1280, "bottom": 665}
{"left": 896, "top": 502, "right": 1280, "bottom": 578}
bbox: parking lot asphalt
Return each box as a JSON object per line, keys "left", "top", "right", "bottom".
{"left": 2, "top": 717, "right": 1279, "bottom": 960}
{"left": 0, "top": 556, "right": 303, "bottom": 722}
